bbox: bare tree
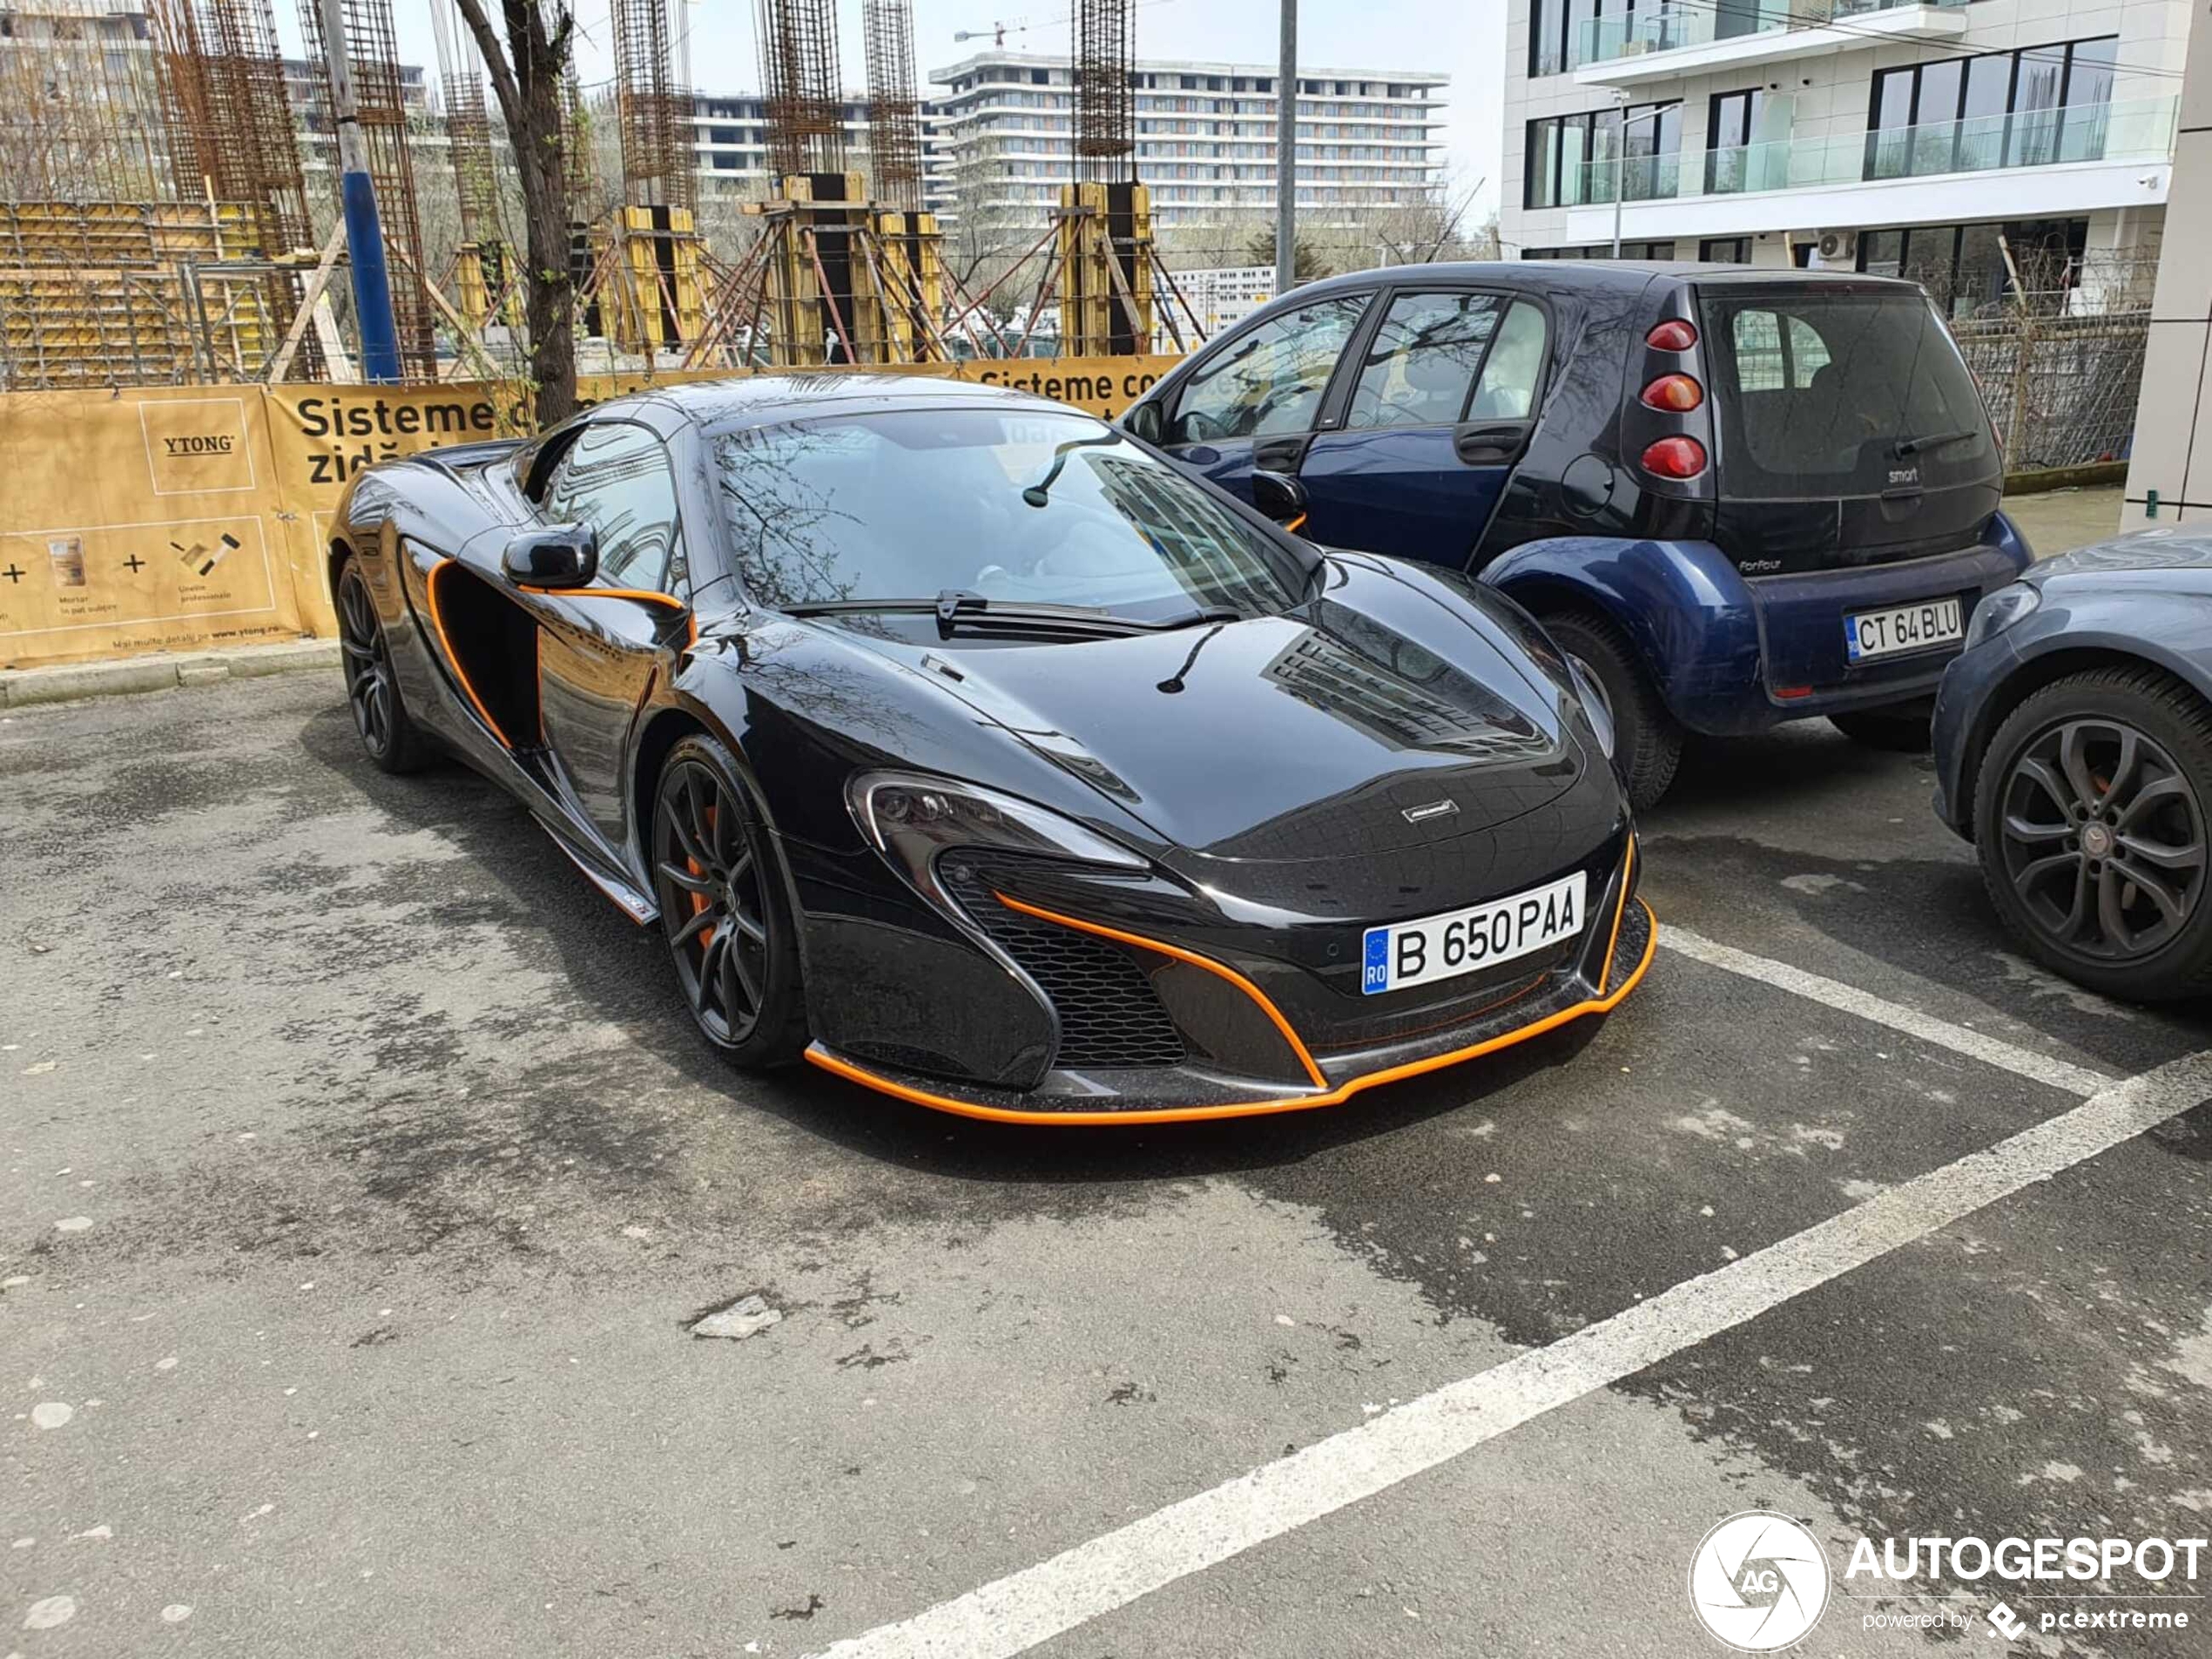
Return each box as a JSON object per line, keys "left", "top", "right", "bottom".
{"left": 943, "top": 132, "right": 1042, "bottom": 320}
{"left": 450, "top": 0, "right": 577, "bottom": 425}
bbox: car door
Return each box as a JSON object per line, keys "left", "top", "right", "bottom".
{"left": 1292, "top": 288, "right": 1550, "bottom": 567}
{"left": 517, "top": 419, "right": 693, "bottom": 857}
{"left": 1155, "top": 291, "right": 1372, "bottom": 503}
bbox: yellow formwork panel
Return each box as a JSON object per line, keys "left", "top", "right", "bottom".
{"left": 1055, "top": 182, "right": 1156, "bottom": 358}
{"left": 604, "top": 205, "right": 707, "bottom": 353}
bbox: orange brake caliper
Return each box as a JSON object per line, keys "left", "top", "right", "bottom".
{"left": 688, "top": 802, "right": 718, "bottom": 951}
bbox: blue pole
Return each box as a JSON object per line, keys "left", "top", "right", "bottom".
{"left": 341, "top": 169, "right": 401, "bottom": 383}
{"left": 320, "top": 0, "right": 401, "bottom": 382}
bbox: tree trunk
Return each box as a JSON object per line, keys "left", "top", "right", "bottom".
{"left": 516, "top": 69, "right": 576, "bottom": 428}
{"left": 452, "top": 0, "right": 577, "bottom": 429}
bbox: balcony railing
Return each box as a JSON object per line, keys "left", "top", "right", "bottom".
{"left": 1702, "top": 98, "right": 2176, "bottom": 195}
{"left": 1575, "top": 0, "right": 1963, "bottom": 70}
{"left": 1556, "top": 152, "right": 1684, "bottom": 207}
{"left": 1552, "top": 97, "right": 2172, "bottom": 206}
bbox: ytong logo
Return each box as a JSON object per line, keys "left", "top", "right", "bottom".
{"left": 161, "top": 434, "right": 235, "bottom": 456}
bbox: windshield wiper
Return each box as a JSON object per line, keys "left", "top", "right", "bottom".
{"left": 785, "top": 590, "right": 1244, "bottom": 640}
{"left": 1893, "top": 428, "right": 1980, "bottom": 456}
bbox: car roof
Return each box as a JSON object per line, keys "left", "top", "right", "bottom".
{"left": 609, "top": 372, "right": 1077, "bottom": 428}
{"left": 1285, "top": 260, "right": 1926, "bottom": 299}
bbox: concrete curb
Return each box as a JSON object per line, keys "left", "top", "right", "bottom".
{"left": 0, "top": 638, "right": 340, "bottom": 710}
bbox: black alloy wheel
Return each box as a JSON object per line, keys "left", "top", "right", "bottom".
{"left": 651, "top": 735, "right": 806, "bottom": 1064}
{"left": 337, "top": 559, "right": 425, "bottom": 772}
{"left": 1976, "top": 667, "right": 2212, "bottom": 1000}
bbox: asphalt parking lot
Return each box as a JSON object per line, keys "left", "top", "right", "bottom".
{"left": 6, "top": 640, "right": 2211, "bottom": 1657}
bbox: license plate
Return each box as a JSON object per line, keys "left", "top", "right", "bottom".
{"left": 1360, "top": 871, "right": 1587, "bottom": 995}
{"left": 1843, "top": 596, "right": 1963, "bottom": 662}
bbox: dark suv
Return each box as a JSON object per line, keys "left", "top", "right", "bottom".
{"left": 1122, "top": 261, "right": 2033, "bottom": 807}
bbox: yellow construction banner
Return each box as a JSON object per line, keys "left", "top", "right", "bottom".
{"left": 0, "top": 387, "right": 307, "bottom": 666}
{"left": 2, "top": 354, "right": 1185, "bottom": 669}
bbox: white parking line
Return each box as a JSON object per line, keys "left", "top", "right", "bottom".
{"left": 810, "top": 1022, "right": 2207, "bottom": 1659}
{"left": 1661, "top": 926, "right": 2117, "bottom": 1098}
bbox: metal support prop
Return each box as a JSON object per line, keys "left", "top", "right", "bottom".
{"left": 319, "top": 0, "right": 401, "bottom": 381}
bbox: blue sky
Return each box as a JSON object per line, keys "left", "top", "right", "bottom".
{"left": 281, "top": 0, "right": 1507, "bottom": 218}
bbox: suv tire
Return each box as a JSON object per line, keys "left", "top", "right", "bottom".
{"left": 1972, "top": 666, "right": 2212, "bottom": 1001}
{"left": 1540, "top": 608, "right": 1682, "bottom": 813}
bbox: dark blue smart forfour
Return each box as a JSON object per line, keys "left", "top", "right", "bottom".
{"left": 1122, "top": 261, "right": 2032, "bottom": 808}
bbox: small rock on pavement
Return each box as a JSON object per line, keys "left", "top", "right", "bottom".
{"left": 29, "top": 1403, "right": 72, "bottom": 1430}
{"left": 691, "top": 1294, "right": 782, "bottom": 1341}
{"left": 23, "top": 1595, "right": 77, "bottom": 1629}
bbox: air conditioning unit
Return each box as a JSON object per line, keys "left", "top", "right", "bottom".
{"left": 1816, "top": 229, "right": 1858, "bottom": 263}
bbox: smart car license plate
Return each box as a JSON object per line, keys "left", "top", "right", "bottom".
{"left": 1843, "top": 596, "right": 1963, "bottom": 663}
{"left": 1360, "top": 871, "right": 1587, "bottom": 995}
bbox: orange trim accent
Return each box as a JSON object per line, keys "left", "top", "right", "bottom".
{"left": 804, "top": 900, "right": 1657, "bottom": 1126}
{"left": 517, "top": 584, "right": 699, "bottom": 646}
{"left": 1598, "top": 834, "right": 1636, "bottom": 995}
{"left": 1282, "top": 512, "right": 1308, "bottom": 534}
{"left": 991, "top": 891, "right": 1326, "bottom": 1089}
{"left": 424, "top": 559, "right": 517, "bottom": 749}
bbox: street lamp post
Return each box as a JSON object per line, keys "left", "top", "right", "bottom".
{"left": 1275, "top": 0, "right": 1298, "bottom": 298}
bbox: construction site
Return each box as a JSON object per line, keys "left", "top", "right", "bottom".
{"left": 0, "top": 0, "right": 1203, "bottom": 394}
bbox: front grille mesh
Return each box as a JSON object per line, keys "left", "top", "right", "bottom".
{"left": 941, "top": 866, "right": 1186, "bottom": 1069}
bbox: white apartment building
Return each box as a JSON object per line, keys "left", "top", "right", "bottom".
{"left": 926, "top": 51, "right": 1449, "bottom": 230}
{"left": 1500, "top": 0, "right": 2187, "bottom": 310}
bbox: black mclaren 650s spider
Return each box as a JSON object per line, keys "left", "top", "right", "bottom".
{"left": 328, "top": 375, "right": 1652, "bottom": 1123}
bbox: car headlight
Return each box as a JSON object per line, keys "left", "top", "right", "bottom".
{"left": 1965, "top": 583, "right": 2040, "bottom": 650}
{"left": 847, "top": 771, "right": 1145, "bottom": 907}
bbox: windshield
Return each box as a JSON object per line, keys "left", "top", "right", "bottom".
{"left": 713, "top": 408, "right": 1303, "bottom": 621}
{"left": 1698, "top": 286, "right": 1998, "bottom": 500}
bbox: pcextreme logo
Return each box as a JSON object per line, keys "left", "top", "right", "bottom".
{"left": 1687, "top": 1511, "right": 1831, "bottom": 1650}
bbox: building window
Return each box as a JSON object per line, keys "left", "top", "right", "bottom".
{"left": 1525, "top": 102, "right": 1677, "bottom": 210}
{"left": 1699, "top": 237, "right": 1751, "bottom": 264}
{"left": 1704, "top": 89, "right": 1766, "bottom": 192}
{"left": 1531, "top": 0, "right": 1647, "bottom": 78}
{"left": 1523, "top": 241, "right": 1676, "bottom": 260}
{"left": 1858, "top": 218, "right": 2087, "bottom": 315}
{"left": 1866, "top": 37, "right": 2119, "bottom": 179}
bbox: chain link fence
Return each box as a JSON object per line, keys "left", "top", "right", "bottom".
{"left": 1939, "top": 247, "right": 2155, "bottom": 475}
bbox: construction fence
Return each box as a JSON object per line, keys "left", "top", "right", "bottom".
{"left": 0, "top": 354, "right": 1184, "bottom": 670}
{"left": 1954, "top": 309, "right": 2148, "bottom": 474}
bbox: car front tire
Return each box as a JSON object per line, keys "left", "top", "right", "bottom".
{"left": 651, "top": 733, "right": 810, "bottom": 1067}
{"left": 1541, "top": 609, "right": 1682, "bottom": 813}
{"left": 1973, "top": 665, "right": 2212, "bottom": 1001}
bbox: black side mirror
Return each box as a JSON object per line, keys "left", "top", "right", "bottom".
{"left": 1123, "top": 400, "right": 1164, "bottom": 444}
{"left": 502, "top": 523, "right": 598, "bottom": 589}
{"left": 1250, "top": 469, "right": 1309, "bottom": 529}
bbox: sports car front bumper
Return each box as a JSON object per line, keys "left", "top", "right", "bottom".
{"left": 803, "top": 842, "right": 1654, "bottom": 1125}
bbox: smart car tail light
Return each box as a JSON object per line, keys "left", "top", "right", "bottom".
{"left": 1640, "top": 436, "right": 1708, "bottom": 479}
{"left": 1646, "top": 319, "right": 1698, "bottom": 352}
{"left": 1640, "top": 374, "right": 1703, "bottom": 413}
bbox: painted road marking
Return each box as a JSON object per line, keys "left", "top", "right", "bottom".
{"left": 809, "top": 1029, "right": 2204, "bottom": 1659}
{"left": 1660, "top": 926, "right": 2116, "bottom": 1098}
